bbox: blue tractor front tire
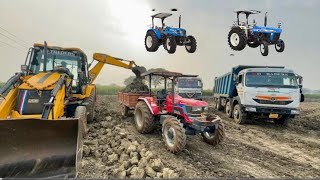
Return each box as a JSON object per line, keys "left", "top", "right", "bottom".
{"left": 185, "top": 35, "right": 197, "bottom": 53}
{"left": 275, "top": 39, "right": 285, "bottom": 53}
{"left": 145, "top": 31, "right": 160, "bottom": 52}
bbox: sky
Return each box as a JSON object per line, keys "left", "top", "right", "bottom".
{"left": 0, "top": 0, "right": 319, "bottom": 90}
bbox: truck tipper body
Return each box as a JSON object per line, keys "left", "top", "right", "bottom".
{"left": 213, "top": 65, "right": 304, "bottom": 125}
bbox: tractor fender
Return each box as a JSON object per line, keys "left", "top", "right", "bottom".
{"left": 137, "top": 97, "right": 159, "bottom": 115}
{"left": 147, "top": 29, "right": 161, "bottom": 39}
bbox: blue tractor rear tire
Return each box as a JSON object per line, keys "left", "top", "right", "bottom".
{"left": 145, "top": 31, "right": 159, "bottom": 52}
{"left": 185, "top": 35, "right": 197, "bottom": 53}
{"left": 228, "top": 27, "right": 247, "bottom": 51}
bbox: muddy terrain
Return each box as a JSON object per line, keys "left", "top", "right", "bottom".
{"left": 80, "top": 95, "right": 320, "bottom": 178}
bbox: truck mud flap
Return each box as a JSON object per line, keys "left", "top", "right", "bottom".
{"left": 0, "top": 118, "right": 82, "bottom": 178}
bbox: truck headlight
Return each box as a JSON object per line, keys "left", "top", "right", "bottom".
{"left": 192, "top": 106, "right": 202, "bottom": 111}
{"left": 245, "top": 107, "right": 256, "bottom": 112}
{"left": 291, "top": 110, "right": 300, "bottom": 115}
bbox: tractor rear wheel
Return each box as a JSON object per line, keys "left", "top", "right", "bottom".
{"left": 202, "top": 122, "right": 225, "bottom": 146}
{"left": 260, "top": 41, "right": 269, "bottom": 56}
{"left": 84, "top": 91, "right": 96, "bottom": 123}
{"left": 164, "top": 35, "right": 177, "bottom": 54}
{"left": 145, "top": 31, "right": 160, "bottom": 52}
{"left": 134, "top": 101, "right": 155, "bottom": 134}
{"left": 228, "top": 27, "right": 247, "bottom": 51}
{"left": 162, "top": 118, "right": 186, "bottom": 154}
{"left": 185, "top": 35, "right": 197, "bottom": 53}
{"left": 275, "top": 39, "right": 285, "bottom": 52}
{"left": 75, "top": 106, "right": 88, "bottom": 137}
{"left": 233, "top": 104, "right": 247, "bottom": 124}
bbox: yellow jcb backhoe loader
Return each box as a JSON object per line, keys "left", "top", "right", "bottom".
{"left": 0, "top": 41, "right": 146, "bottom": 178}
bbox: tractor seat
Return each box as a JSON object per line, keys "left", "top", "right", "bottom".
{"left": 157, "top": 89, "right": 167, "bottom": 106}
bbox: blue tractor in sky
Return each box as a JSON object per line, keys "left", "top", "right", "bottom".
{"left": 144, "top": 12, "right": 197, "bottom": 54}
{"left": 227, "top": 10, "right": 285, "bottom": 56}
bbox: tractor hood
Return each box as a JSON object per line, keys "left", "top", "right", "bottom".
{"left": 253, "top": 25, "right": 282, "bottom": 33}
{"left": 165, "top": 27, "right": 186, "bottom": 34}
{"left": 167, "top": 94, "right": 208, "bottom": 107}
{"left": 19, "top": 72, "right": 71, "bottom": 90}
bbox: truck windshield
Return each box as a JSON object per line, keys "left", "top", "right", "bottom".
{"left": 245, "top": 72, "right": 298, "bottom": 88}
{"left": 178, "top": 79, "right": 202, "bottom": 88}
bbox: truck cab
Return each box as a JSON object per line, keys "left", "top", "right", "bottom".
{"left": 168, "top": 76, "right": 203, "bottom": 100}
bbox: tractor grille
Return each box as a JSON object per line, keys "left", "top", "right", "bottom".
{"left": 267, "top": 33, "right": 280, "bottom": 43}
{"left": 16, "top": 89, "right": 51, "bottom": 115}
{"left": 253, "top": 98, "right": 293, "bottom": 105}
{"left": 179, "top": 92, "right": 202, "bottom": 99}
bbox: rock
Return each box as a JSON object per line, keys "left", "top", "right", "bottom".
{"left": 156, "top": 172, "right": 163, "bottom": 178}
{"left": 93, "top": 150, "right": 101, "bottom": 158}
{"left": 116, "top": 145, "right": 125, "bottom": 155}
{"left": 162, "top": 168, "right": 179, "bottom": 178}
{"left": 145, "top": 166, "right": 157, "bottom": 178}
{"left": 100, "top": 121, "right": 110, "bottom": 128}
{"left": 150, "top": 159, "right": 164, "bottom": 172}
{"left": 106, "top": 116, "right": 112, "bottom": 121}
{"left": 114, "top": 135, "right": 121, "bottom": 142}
{"left": 98, "top": 136, "right": 108, "bottom": 145}
{"left": 139, "top": 148, "right": 147, "bottom": 157}
{"left": 130, "top": 167, "right": 146, "bottom": 178}
{"left": 83, "top": 145, "right": 91, "bottom": 157}
{"left": 116, "top": 171, "right": 126, "bottom": 178}
{"left": 130, "top": 156, "right": 139, "bottom": 165}
{"left": 119, "top": 154, "right": 130, "bottom": 162}
{"left": 132, "top": 141, "right": 140, "bottom": 147}
{"left": 119, "top": 129, "right": 127, "bottom": 138}
{"left": 108, "top": 153, "right": 119, "bottom": 164}
{"left": 130, "top": 152, "right": 139, "bottom": 158}
{"left": 122, "top": 161, "right": 131, "bottom": 170}
{"left": 127, "top": 144, "right": 137, "bottom": 154}
{"left": 138, "top": 157, "right": 148, "bottom": 168}
{"left": 144, "top": 151, "right": 154, "bottom": 160}
{"left": 84, "top": 139, "right": 98, "bottom": 146}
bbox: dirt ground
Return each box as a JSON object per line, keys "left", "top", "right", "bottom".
{"left": 80, "top": 95, "right": 320, "bottom": 178}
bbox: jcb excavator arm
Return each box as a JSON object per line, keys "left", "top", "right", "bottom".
{"left": 88, "top": 53, "right": 146, "bottom": 84}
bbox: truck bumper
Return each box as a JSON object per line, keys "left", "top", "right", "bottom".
{"left": 242, "top": 105, "right": 300, "bottom": 115}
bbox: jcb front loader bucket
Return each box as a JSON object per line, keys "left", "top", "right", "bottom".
{"left": 0, "top": 118, "right": 83, "bottom": 178}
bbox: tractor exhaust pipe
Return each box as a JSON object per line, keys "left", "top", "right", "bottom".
{"left": 264, "top": 12, "right": 268, "bottom": 26}
{"left": 179, "top": 15, "right": 181, "bottom": 28}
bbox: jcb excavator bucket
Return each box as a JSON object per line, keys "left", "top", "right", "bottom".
{"left": 132, "top": 66, "right": 147, "bottom": 78}
{"left": 0, "top": 118, "right": 83, "bottom": 178}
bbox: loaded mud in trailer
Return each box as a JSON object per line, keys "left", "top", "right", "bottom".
{"left": 213, "top": 65, "right": 304, "bottom": 126}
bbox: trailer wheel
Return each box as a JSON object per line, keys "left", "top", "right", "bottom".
{"left": 162, "top": 118, "right": 186, "bottom": 154}
{"left": 274, "top": 115, "right": 290, "bottom": 127}
{"left": 84, "top": 90, "right": 96, "bottom": 123}
{"left": 233, "top": 104, "right": 247, "bottom": 124}
{"left": 202, "top": 122, "right": 225, "bottom": 146}
{"left": 75, "top": 106, "right": 88, "bottom": 137}
{"left": 225, "top": 101, "right": 233, "bottom": 118}
{"left": 134, "top": 101, "right": 155, "bottom": 134}
{"left": 121, "top": 105, "right": 129, "bottom": 117}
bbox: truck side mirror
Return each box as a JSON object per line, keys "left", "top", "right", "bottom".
{"left": 300, "top": 94, "right": 305, "bottom": 102}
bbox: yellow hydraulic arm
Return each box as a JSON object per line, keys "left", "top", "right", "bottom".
{"left": 88, "top": 53, "right": 145, "bottom": 84}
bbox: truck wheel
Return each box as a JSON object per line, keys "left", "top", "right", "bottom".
{"left": 260, "top": 41, "right": 269, "bottom": 56}
{"left": 145, "top": 31, "right": 160, "bottom": 52}
{"left": 275, "top": 39, "right": 285, "bottom": 52}
{"left": 164, "top": 35, "right": 177, "bottom": 54}
{"left": 233, "top": 104, "right": 247, "bottom": 124}
{"left": 84, "top": 90, "right": 96, "bottom": 123}
{"left": 202, "top": 122, "right": 225, "bottom": 146}
{"left": 121, "top": 105, "right": 129, "bottom": 117}
{"left": 215, "top": 98, "right": 223, "bottom": 111}
{"left": 225, "top": 101, "right": 233, "bottom": 118}
{"left": 134, "top": 101, "right": 155, "bottom": 134}
{"left": 274, "top": 115, "right": 290, "bottom": 126}
{"left": 162, "top": 118, "right": 186, "bottom": 154}
{"left": 75, "top": 106, "right": 88, "bottom": 137}
{"left": 228, "top": 28, "right": 246, "bottom": 51}
{"left": 185, "top": 35, "right": 197, "bottom": 53}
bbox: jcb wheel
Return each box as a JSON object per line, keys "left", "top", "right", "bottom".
{"left": 162, "top": 118, "right": 186, "bottom": 154}
{"left": 75, "top": 106, "right": 88, "bottom": 137}
{"left": 84, "top": 90, "right": 96, "bottom": 123}
{"left": 164, "top": 35, "right": 177, "bottom": 54}
{"left": 134, "top": 101, "right": 155, "bottom": 133}
{"left": 145, "top": 31, "right": 160, "bottom": 52}
{"left": 202, "top": 122, "right": 225, "bottom": 146}
{"left": 228, "top": 27, "right": 247, "bottom": 51}
{"left": 185, "top": 35, "right": 197, "bottom": 53}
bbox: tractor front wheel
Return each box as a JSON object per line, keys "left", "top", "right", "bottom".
{"left": 162, "top": 118, "right": 186, "bottom": 154}
{"left": 202, "top": 122, "right": 225, "bottom": 146}
{"left": 228, "top": 28, "right": 247, "bottom": 51}
{"left": 275, "top": 39, "right": 285, "bottom": 53}
{"left": 185, "top": 35, "right": 197, "bottom": 53}
{"left": 145, "top": 31, "right": 160, "bottom": 52}
{"left": 75, "top": 106, "right": 88, "bottom": 137}
{"left": 134, "top": 101, "right": 155, "bottom": 134}
{"left": 164, "top": 35, "right": 177, "bottom": 54}
{"left": 260, "top": 41, "right": 269, "bottom": 56}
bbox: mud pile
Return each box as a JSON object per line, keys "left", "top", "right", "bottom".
{"left": 78, "top": 108, "right": 179, "bottom": 178}
{"left": 121, "top": 78, "right": 149, "bottom": 93}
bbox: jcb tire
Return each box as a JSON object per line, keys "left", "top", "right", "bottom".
{"left": 275, "top": 39, "right": 285, "bottom": 53}
{"left": 145, "top": 31, "right": 160, "bottom": 52}
{"left": 274, "top": 115, "right": 290, "bottom": 127}
{"left": 134, "top": 101, "right": 155, "bottom": 134}
{"left": 202, "top": 122, "right": 225, "bottom": 146}
{"left": 164, "top": 35, "right": 177, "bottom": 54}
{"left": 260, "top": 41, "right": 269, "bottom": 56}
{"left": 225, "top": 101, "right": 233, "bottom": 118}
{"left": 185, "top": 35, "right": 197, "bottom": 53}
{"left": 121, "top": 105, "right": 129, "bottom": 117}
{"left": 233, "top": 104, "right": 247, "bottom": 124}
{"left": 75, "top": 106, "right": 88, "bottom": 137}
{"left": 228, "top": 28, "right": 247, "bottom": 51}
{"left": 84, "top": 91, "right": 96, "bottom": 123}
{"left": 162, "top": 118, "right": 186, "bottom": 154}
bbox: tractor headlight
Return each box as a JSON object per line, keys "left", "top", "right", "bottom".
{"left": 192, "top": 106, "right": 202, "bottom": 111}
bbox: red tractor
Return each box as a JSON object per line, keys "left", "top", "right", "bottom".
{"left": 133, "top": 70, "right": 225, "bottom": 153}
